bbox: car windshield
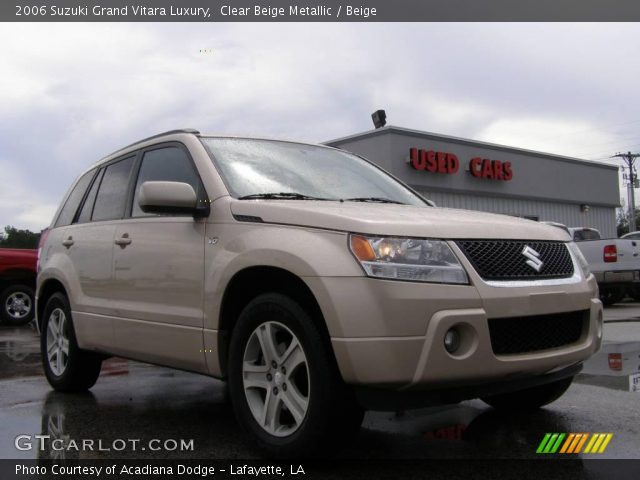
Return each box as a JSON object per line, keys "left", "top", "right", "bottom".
{"left": 200, "top": 138, "right": 428, "bottom": 206}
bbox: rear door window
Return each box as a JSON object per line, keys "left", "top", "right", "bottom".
{"left": 92, "top": 157, "right": 135, "bottom": 222}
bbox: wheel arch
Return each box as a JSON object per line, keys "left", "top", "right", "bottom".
{"left": 37, "top": 278, "right": 68, "bottom": 331}
{"left": 217, "top": 265, "right": 334, "bottom": 378}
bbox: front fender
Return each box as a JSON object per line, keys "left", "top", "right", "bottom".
{"left": 203, "top": 222, "right": 361, "bottom": 331}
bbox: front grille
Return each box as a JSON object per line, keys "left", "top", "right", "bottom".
{"left": 488, "top": 310, "right": 586, "bottom": 355}
{"left": 456, "top": 240, "right": 574, "bottom": 280}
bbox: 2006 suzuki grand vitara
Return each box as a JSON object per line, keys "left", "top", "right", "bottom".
{"left": 37, "top": 129, "right": 603, "bottom": 455}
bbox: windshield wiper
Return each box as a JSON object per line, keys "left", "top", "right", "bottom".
{"left": 344, "top": 197, "right": 406, "bottom": 205}
{"left": 238, "top": 192, "right": 330, "bottom": 201}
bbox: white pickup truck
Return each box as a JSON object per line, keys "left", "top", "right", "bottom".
{"left": 569, "top": 227, "right": 640, "bottom": 305}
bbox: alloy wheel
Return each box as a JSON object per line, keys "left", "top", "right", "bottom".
{"left": 46, "top": 308, "right": 70, "bottom": 376}
{"left": 5, "top": 291, "right": 32, "bottom": 320}
{"left": 242, "top": 321, "right": 310, "bottom": 437}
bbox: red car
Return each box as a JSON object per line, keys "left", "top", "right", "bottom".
{"left": 0, "top": 248, "right": 37, "bottom": 325}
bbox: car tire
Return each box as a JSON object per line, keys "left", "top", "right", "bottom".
{"left": 1, "top": 284, "right": 35, "bottom": 326}
{"left": 228, "top": 293, "right": 364, "bottom": 457}
{"left": 481, "top": 376, "right": 574, "bottom": 411}
{"left": 629, "top": 287, "right": 640, "bottom": 302}
{"left": 41, "top": 292, "right": 102, "bottom": 392}
{"left": 600, "top": 289, "right": 625, "bottom": 306}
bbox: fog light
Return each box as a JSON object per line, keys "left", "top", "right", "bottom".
{"left": 444, "top": 328, "right": 461, "bottom": 354}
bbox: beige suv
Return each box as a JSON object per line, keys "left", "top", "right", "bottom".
{"left": 37, "top": 129, "right": 603, "bottom": 455}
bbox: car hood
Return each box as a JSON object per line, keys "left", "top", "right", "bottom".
{"left": 229, "top": 200, "right": 571, "bottom": 241}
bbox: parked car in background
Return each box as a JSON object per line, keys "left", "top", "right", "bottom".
{"left": 568, "top": 227, "right": 640, "bottom": 305}
{"left": 540, "top": 221, "right": 570, "bottom": 236}
{"left": 621, "top": 231, "right": 640, "bottom": 240}
{"left": 0, "top": 248, "right": 37, "bottom": 325}
{"left": 37, "top": 129, "right": 602, "bottom": 455}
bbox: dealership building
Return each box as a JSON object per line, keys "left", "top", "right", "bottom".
{"left": 326, "top": 126, "right": 620, "bottom": 238}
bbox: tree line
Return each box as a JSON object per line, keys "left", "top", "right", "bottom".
{"left": 0, "top": 226, "right": 41, "bottom": 249}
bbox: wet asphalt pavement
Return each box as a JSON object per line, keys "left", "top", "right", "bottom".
{"left": 0, "top": 305, "right": 639, "bottom": 471}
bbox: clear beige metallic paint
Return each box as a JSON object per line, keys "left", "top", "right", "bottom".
{"left": 38, "top": 132, "right": 602, "bottom": 392}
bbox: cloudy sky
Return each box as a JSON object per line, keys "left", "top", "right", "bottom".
{"left": 1, "top": 22, "right": 639, "bottom": 232}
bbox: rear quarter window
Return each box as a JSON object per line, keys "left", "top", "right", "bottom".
{"left": 77, "top": 168, "right": 105, "bottom": 223}
{"left": 54, "top": 170, "right": 95, "bottom": 228}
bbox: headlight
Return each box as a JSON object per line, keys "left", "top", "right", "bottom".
{"left": 349, "top": 234, "right": 469, "bottom": 284}
{"left": 567, "top": 241, "right": 590, "bottom": 278}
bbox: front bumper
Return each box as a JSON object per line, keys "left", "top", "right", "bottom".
{"left": 306, "top": 271, "right": 602, "bottom": 391}
{"left": 330, "top": 298, "right": 601, "bottom": 389}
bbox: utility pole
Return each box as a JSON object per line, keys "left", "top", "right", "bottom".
{"left": 613, "top": 151, "right": 640, "bottom": 232}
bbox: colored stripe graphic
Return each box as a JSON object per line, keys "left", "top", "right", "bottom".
{"left": 543, "top": 433, "right": 560, "bottom": 453}
{"left": 537, "top": 433, "right": 566, "bottom": 453}
{"left": 559, "top": 433, "right": 575, "bottom": 453}
{"left": 550, "top": 433, "right": 565, "bottom": 453}
{"left": 584, "top": 434, "right": 599, "bottom": 453}
{"left": 538, "top": 433, "right": 613, "bottom": 454}
{"left": 537, "top": 433, "right": 552, "bottom": 453}
{"left": 567, "top": 433, "right": 583, "bottom": 453}
{"left": 574, "top": 433, "right": 589, "bottom": 453}
{"left": 598, "top": 434, "right": 613, "bottom": 453}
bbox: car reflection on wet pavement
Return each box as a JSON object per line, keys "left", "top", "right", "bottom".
{"left": 0, "top": 309, "right": 639, "bottom": 462}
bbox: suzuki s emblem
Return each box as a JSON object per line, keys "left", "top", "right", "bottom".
{"left": 522, "top": 246, "right": 544, "bottom": 272}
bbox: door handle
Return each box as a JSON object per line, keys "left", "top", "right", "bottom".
{"left": 62, "top": 237, "right": 74, "bottom": 248}
{"left": 114, "top": 233, "right": 132, "bottom": 247}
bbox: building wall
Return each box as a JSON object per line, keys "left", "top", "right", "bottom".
{"left": 327, "top": 126, "right": 620, "bottom": 238}
{"left": 422, "top": 190, "right": 617, "bottom": 238}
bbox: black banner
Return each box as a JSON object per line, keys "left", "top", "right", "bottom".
{"left": 3, "top": 0, "right": 640, "bottom": 22}
{"left": 3, "top": 459, "right": 640, "bottom": 480}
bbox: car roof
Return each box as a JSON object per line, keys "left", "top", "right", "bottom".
{"left": 90, "top": 128, "right": 340, "bottom": 171}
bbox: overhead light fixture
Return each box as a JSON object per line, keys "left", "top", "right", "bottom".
{"left": 371, "top": 109, "right": 387, "bottom": 129}
{"left": 581, "top": 204, "right": 590, "bottom": 213}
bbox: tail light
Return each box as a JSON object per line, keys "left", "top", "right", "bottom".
{"left": 37, "top": 228, "right": 50, "bottom": 272}
{"left": 603, "top": 244, "right": 617, "bottom": 263}
{"left": 608, "top": 353, "right": 622, "bottom": 371}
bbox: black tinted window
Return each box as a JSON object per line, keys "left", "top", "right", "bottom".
{"left": 573, "top": 229, "right": 600, "bottom": 241}
{"left": 92, "top": 157, "right": 134, "bottom": 222}
{"left": 54, "top": 170, "right": 95, "bottom": 227}
{"left": 77, "top": 168, "right": 104, "bottom": 223}
{"left": 132, "top": 147, "right": 204, "bottom": 217}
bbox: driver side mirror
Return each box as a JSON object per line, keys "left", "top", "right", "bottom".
{"left": 138, "top": 181, "right": 209, "bottom": 217}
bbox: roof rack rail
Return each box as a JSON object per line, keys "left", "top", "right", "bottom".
{"left": 111, "top": 128, "right": 201, "bottom": 157}
{"left": 139, "top": 128, "right": 201, "bottom": 142}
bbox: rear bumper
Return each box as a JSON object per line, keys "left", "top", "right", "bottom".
{"left": 594, "top": 270, "right": 639, "bottom": 285}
